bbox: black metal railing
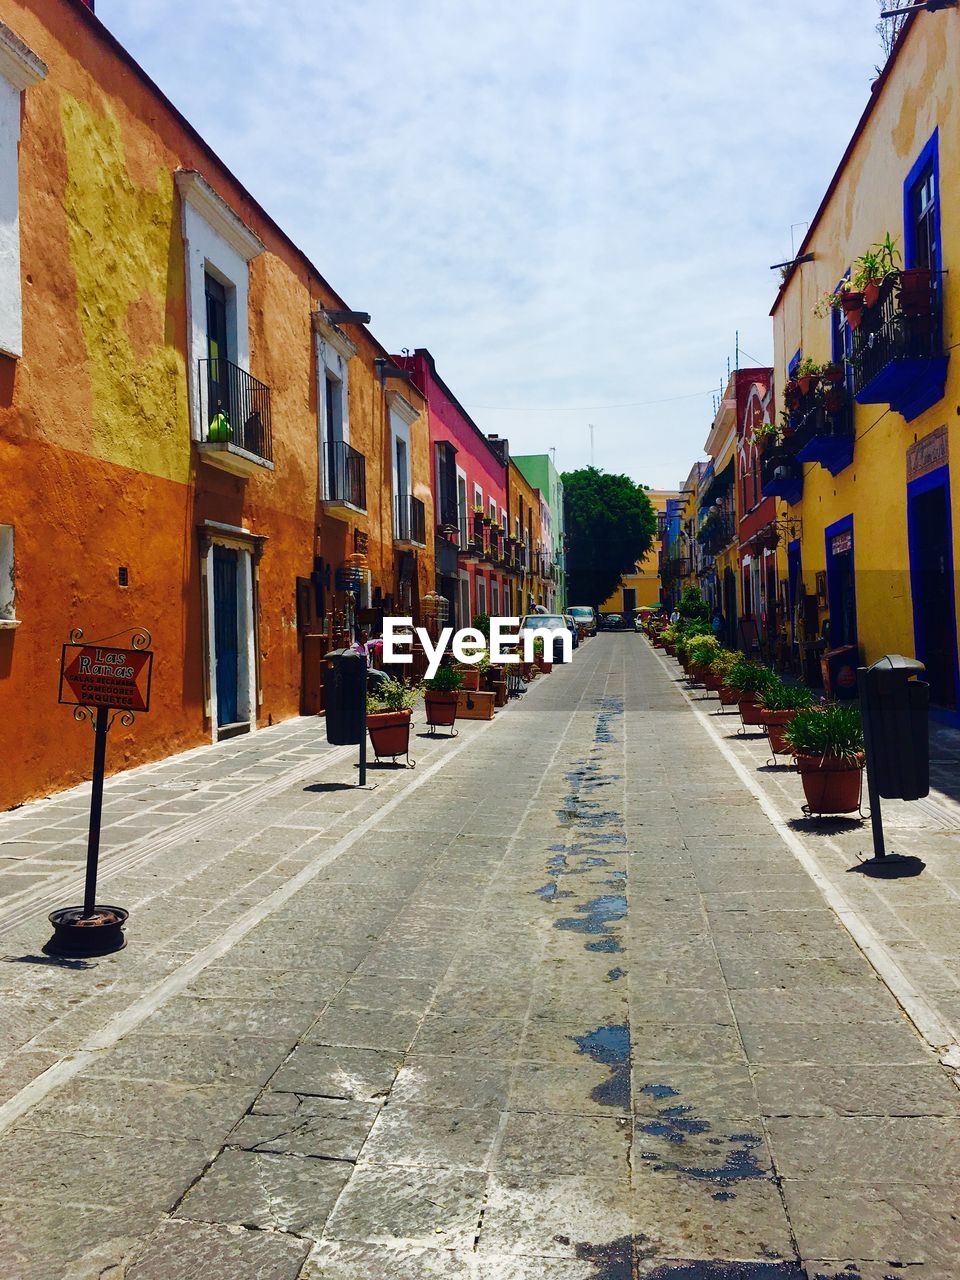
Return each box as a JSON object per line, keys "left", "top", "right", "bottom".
{"left": 326, "top": 439, "right": 366, "bottom": 510}
{"left": 851, "top": 274, "right": 942, "bottom": 399}
{"left": 792, "top": 400, "right": 854, "bottom": 455}
{"left": 199, "top": 358, "right": 273, "bottom": 463}
{"left": 760, "top": 440, "right": 803, "bottom": 501}
{"left": 395, "top": 494, "right": 426, "bottom": 545}
{"left": 660, "top": 556, "right": 690, "bottom": 582}
{"left": 698, "top": 514, "right": 736, "bottom": 558}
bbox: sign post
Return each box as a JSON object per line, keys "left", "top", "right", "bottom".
{"left": 46, "top": 628, "right": 154, "bottom": 957}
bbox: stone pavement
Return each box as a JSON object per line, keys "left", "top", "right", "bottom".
{"left": 1, "top": 636, "right": 959, "bottom": 1279}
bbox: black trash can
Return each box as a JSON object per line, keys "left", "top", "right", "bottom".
{"left": 323, "top": 650, "right": 366, "bottom": 746}
{"left": 858, "top": 655, "right": 929, "bottom": 802}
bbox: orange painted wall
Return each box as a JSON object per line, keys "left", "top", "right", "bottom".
{"left": 0, "top": 0, "right": 433, "bottom": 809}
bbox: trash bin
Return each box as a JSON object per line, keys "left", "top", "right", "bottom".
{"left": 858, "top": 655, "right": 929, "bottom": 802}
{"left": 323, "top": 650, "right": 366, "bottom": 746}
{"left": 821, "top": 644, "right": 859, "bottom": 700}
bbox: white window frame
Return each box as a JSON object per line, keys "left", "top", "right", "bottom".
{"left": 488, "top": 498, "right": 497, "bottom": 524}
{"left": 457, "top": 467, "right": 469, "bottom": 547}
{"left": 476, "top": 576, "right": 487, "bottom": 616}
{"left": 176, "top": 170, "right": 264, "bottom": 443}
{"left": 491, "top": 578, "right": 500, "bottom": 615}
{"left": 0, "top": 24, "right": 46, "bottom": 360}
{"left": 313, "top": 311, "right": 356, "bottom": 500}
{"left": 386, "top": 390, "right": 418, "bottom": 535}
{"left": 0, "top": 523, "right": 17, "bottom": 626}
{"left": 199, "top": 521, "right": 264, "bottom": 742}
{"left": 473, "top": 483, "right": 483, "bottom": 511}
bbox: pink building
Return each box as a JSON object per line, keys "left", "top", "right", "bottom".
{"left": 395, "top": 350, "right": 513, "bottom": 626}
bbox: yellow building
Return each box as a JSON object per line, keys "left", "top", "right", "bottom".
{"left": 769, "top": 5, "right": 959, "bottom": 720}
{"left": 601, "top": 488, "right": 678, "bottom": 614}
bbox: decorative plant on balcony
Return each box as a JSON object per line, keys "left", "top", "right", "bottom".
{"left": 753, "top": 418, "right": 779, "bottom": 449}
{"left": 785, "top": 704, "right": 865, "bottom": 815}
{"left": 795, "top": 356, "right": 822, "bottom": 397}
{"left": 366, "top": 678, "right": 419, "bottom": 765}
{"left": 423, "top": 663, "right": 463, "bottom": 734}
{"left": 757, "top": 681, "right": 814, "bottom": 756}
{"left": 853, "top": 234, "right": 901, "bottom": 308}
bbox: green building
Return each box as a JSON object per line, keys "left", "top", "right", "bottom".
{"left": 512, "top": 453, "right": 566, "bottom": 613}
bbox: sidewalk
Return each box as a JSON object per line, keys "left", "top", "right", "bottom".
{"left": 0, "top": 636, "right": 958, "bottom": 1278}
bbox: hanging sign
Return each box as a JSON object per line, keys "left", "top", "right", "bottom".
{"left": 59, "top": 642, "right": 153, "bottom": 712}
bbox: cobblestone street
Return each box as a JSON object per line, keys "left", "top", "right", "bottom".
{"left": 2, "top": 635, "right": 960, "bottom": 1279}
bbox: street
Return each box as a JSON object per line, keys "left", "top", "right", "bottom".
{"left": 1, "top": 635, "right": 959, "bottom": 1278}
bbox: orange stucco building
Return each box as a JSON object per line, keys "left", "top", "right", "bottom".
{"left": 0, "top": 0, "right": 433, "bottom": 809}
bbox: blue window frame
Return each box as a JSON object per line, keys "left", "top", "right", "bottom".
{"left": 788, "top": 349, "right": 801, "bottom": 379}
{"left": 824, "top": 514, "right": 857, "bottom": 651}
{"left": 904, "top": 129, "right": 941, "bottom": 278}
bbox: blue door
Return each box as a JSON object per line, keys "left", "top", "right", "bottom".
{"left": 909, "top": 466, "right": 959, "bottom": 717}
{"left": 213, "top": 547, "right": 239, "bottom": 727}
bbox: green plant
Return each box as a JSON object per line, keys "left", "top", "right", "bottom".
{"left": 784, "top": 704, "right": 864, "bottom": 761}
{"left": 367, "top": 678, "right": 419, "bottom": 715}
{"left": 688, "top": 635, "right": 721, "bottom": 664}
{"left": 725, "top": 659, "right": 777, "bottom": 695}
{"left": 472, "top": 613, "right": 491, "bottom": 641}
{"left": 758, "top": 681, "right": 815, "bottom": 713}
{"left": 708, "top": 649, "right": 738, "bottom": 677}
{"left": 424, "top": 664, "right": 463, "bottom": 693}
{"left": 753, "top": 419, "right": 779, "bottom": 445}
{"left": 678, "top": 586, "right": 711, "bottom": 623}
{"left": 796, "top": 356, "right": 822, "bottom": 380}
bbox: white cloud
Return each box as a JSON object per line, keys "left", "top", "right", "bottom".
{"left": 105, "top": 0, "right": 885, "bottom": 486}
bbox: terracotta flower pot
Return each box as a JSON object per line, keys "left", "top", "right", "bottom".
{"left": 739, "top": 694, "right": 766, "bottom": 726}
{"left": 760, "top": 709, "right": 794, "bottom": 756}
{"left": 795, "top": 753, "right": 865, "bottom": 815}
{"left": 458, "top": 667, "right": 481, "bottom": 692}
{"left": 841, "top": 291, "right": 864, "bottom": 331}
{"left": 823, "top": 363, "right": 845, "bottom": 386}
{"left": 367, "top": 709, "right": 412, "bottom": 761}
{"left": 493, "top": 680, "right": 508, "bottom": 707}
{"left": 863, "top": 279, "right": 881, "bottom": 308}
{"left": 719, "top": 685, "right": 740, "bottom": 706}
{"left": 424, "top": 690, "right": 459, "bottom": 729}
{"left": 538, "top": 660, "right": 553, "bottom": 674}
{"left": 703, "top": 672, "right": 724, "bottom": 692}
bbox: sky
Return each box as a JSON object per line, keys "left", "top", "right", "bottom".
{"left": 104, "top": 0, "right": 891, "bottom": 489}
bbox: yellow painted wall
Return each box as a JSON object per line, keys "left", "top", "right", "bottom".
{"left": 771, "top": 9, "right": 960, "bottom": 671}
{"left": 601, "top": 489, "right": 677, "bottom": 611}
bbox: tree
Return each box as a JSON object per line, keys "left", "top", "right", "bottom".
{"left": 876, "top": 0, "right": 909, "bottom": 61}
{"left": 562, "top": 467, "right": 657, "bottom": 611}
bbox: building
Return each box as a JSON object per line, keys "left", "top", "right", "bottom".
{"left": 512, "top": 453, "right": 567, "bottom": 612}
{"left": 601, "top": 488, "right": 678, "bottom": 616}
{"left": 768, "top": 4, "right": 959, "bottom": 719}
{"left": 396, "top": 350, "right": 513, "bottom": 628}
{"left": 0, "top": 0, "right": 433, "bottom": 809}
{"left": 506, "top": 458, "right": 543, "bottom": 616}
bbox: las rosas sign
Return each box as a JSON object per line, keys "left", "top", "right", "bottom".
{"left": 59, "top": 644, "right": 154, "bottom": 712}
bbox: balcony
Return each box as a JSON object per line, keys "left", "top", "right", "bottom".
{"left": 697, "top": 514, "right": 736, "bottom": 559}
{"left": 197, "top": 358, "right": 273, "bottom": 476}
{"left": 660, "top": 556, "right": 690, "bottom": 583}
{"left": 323, "top": 440, "right": 366, "bottom": 517}
{"left": 395, "top": 494, "right": 426, "bottom": 547}
{"left": 760, "top": 440, "right": 803, "bottom": 505}
{"left": 792, "top": 386, "right": 854, "bottom": 477}
{"left": 851, "top": 271, "right": 948, "bottom": 423}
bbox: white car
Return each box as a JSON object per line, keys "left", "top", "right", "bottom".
{"left": 518, "top": 614, "right": 573, "bottom": 663}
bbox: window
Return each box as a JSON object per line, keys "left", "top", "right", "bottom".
{"left": 476, "top": 577, "right": 487, "bottom": 616}
{"left": 489, "top": 498, "right": 497, "bottom": 524}
{"left": 435, "top": 442, "right": 459, "bottom": 529}
{"left": 457, "top": 471, "right": 469, "bottom": 547}
{"left": 474, "top": 484, "right": 483, "bottom": 511}
{"left": 491, "top": 579, "right": 500, "bottom": 614}
{"left": 314, "top": 311, "right": 356, "bottom": 500}
{"left": 905, "top": 131, "right": 942, "bottom": 323}
{"left": 177, "top": 171, "right": 264, "bottom": 444}
{"left": 0, "top": 28, "right": 46, "bottom": 359}
{"left": 0, "top": 524, "right": 16, "bottom": 624}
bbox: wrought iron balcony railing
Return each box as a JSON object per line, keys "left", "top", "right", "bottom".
{"left": 199, "top": 358, "right": 273, "bottom": 463}
{"left": 792, "top": 393, "right": 854, "bottom": 476}
{"left": 760, "top": 439, "right": 803, "bottom": 505}
{"left": 326, "top": 440, "right": 366, "bottom": 511}
{"left": 850, "top": 271, "right": 948, "bottom": 422}
{"left": 697, "top": 514, "right": 736, "bottom": 558}
{"left": 395, "top": 494, "right": 426, "bottom": 545}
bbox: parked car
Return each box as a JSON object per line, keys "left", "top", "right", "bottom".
{"left": 567, "top": 605, "right": 597, "bottom": 637}
{"left": 518, "top": 614, "right": 573, "bottom": 663}
{"left": 563, "top": 614, "right": 581, "bottom": 649}
{"left": 601, "top": 613, "right": 624, "bottom": 630}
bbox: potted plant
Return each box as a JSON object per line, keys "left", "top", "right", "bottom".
{"left": 838, "top": 281, "right": 865, "bottom": 331}
{"left": 785, "top": 378, "right": 803, "bottom": 412}
{"left": 457, "top": 661, "right": 482, "bottom": 692}
{"left": 725, "top": 659, "right": 776, "bottom": 726}
{"left": 687, "top": 634, "right": 720, "bottom": 682}
{"left": 366, "top": 679, "right": 418, "bottom": 765}
{"left": 796, "top": 356, "right": 821, "bottom": 397}
{"left": 423, "top": 664, "right": 463, "bottom": 735}
{"left": 703, "top": 648, "right": 736, "bottom": 693}
{"left": 532, "top": 636, "right": 552, "bottom": 674}
{"left": 785, "top": 704, "right": 865, "bottom": 815}
{"left": 757, "top": 681, "right": 814, "bottom": 757}
{"left": 824, "top": 384, "right": 846, "bottom": 415}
